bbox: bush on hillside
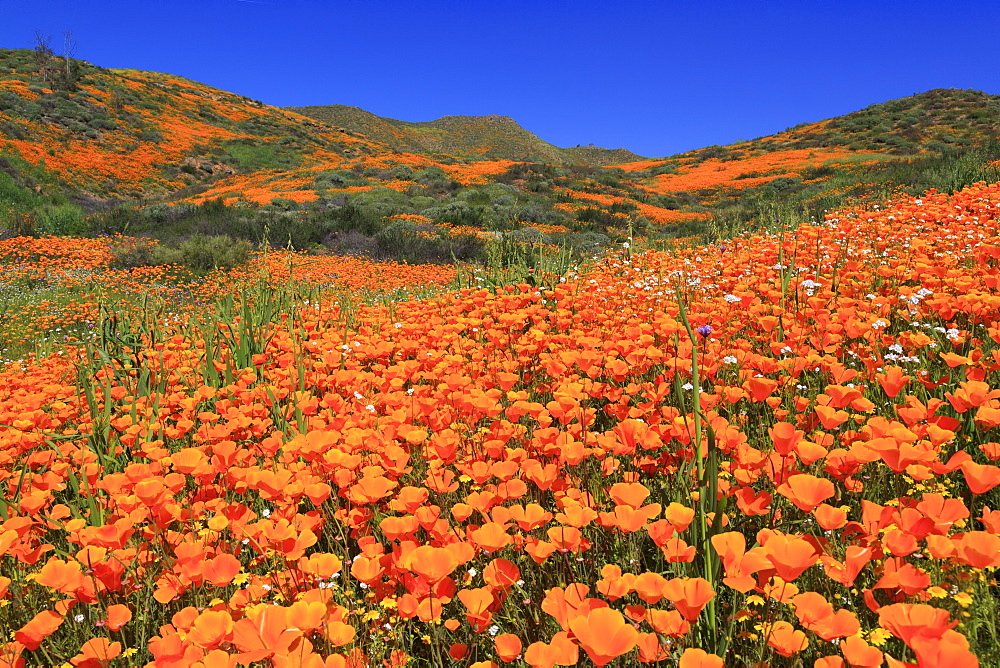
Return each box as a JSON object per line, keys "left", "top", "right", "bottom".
{"left": 108, "top": 234, "right": 252, "bottom": 271}
{"left": 153, "top": 234, "right": 252, "bottom": 271}
{"left": 109, "top": 236, "right": 157, "bottom": 269}
{"left": 372, "top": 220, "right": 485, "bottom": 264}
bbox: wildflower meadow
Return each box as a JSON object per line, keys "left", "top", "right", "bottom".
{"left": 3, "top": 180, "right": 1000, "bottom": 667}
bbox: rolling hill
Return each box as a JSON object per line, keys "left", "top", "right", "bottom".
{"left": 0, "top": 45, "right": 998, "bottom": 259}
{"left": 284, "top": 103, "right": 646, "bottom": 166}
{"left": 0, "top": 48, "right": 384, "bottom": 203}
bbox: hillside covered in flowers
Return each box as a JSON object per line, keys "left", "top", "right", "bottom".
{"left": 2, "top": 46, "right": 999, "bottom": 261}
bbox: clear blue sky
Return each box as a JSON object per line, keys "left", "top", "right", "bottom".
{"left": 2, "top": 0, "right": 998, "bottom": 157}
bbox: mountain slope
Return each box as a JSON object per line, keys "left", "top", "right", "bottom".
{"left": 0, "top": 48, "right": 384, "bottom": 203}
{"left": 285, "top": 104, "right": 646, "bottom": 166}
{"left": 603, "top": 88, "right": 1000, "bottom": 236}
{"left": 1, "top": 46, "right": 999, "bottom": 255}
{"left": 649, "top": 88, "right": 1000, "bottom": 167}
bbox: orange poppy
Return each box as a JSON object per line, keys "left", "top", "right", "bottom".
{"left": 567, "top": 607, "right": 638, "bottom": 667}
{"left": 660, "top": 577, "right": 716, "bottom": 622}
{"left": 187, "top": 610, "right": 235, "bottom": 650}
{"left": 840, "top": 635, "right": 883, "bottom": 667}
{"left": 761, "top": 532, "right": 819, "bottom": 581}
{"left": 678, "top": 648, "right": 725, "bottom": 668}
{"left": 407, "top": 545, "right": 459, "bottom": 583}
{"left": 777, "top": 473, "right": 836, "bottom": 512}
{"left": 483, "top": 558, "right": 520, "bottom": 590}
{"left": 105, "top": 604, "right": 131, "bottom": 632}
{"left": 495, "top": 634, "right": 522, "bottom": 662}
{"left": 471, "top": 522, "right": 513, "bottom": 552}
{"left": 70, "top": 638, "right": 122, "bottom": 668}
{"left": 523, "top": 632, "right": 579, "bottom": 668}
{"left": 14, "top": 610, "right": 64, "bottom": 650}
{"left": 765, "top": 620, "right": 808, "bottom": 656}
{"left": 961, "top": 460, "right": 1000, "bottom": 494}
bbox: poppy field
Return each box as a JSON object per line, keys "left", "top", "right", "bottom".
{"left": 2, "top": 178, "right": 1000, "bottom": 667}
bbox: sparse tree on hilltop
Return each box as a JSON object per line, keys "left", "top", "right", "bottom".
{"left": 33, "top": 30, "right": 81, "bottom": 91}
{"left": 56, "top": 31, "right": 81, "bottom": 91}
{"left": 33, "top": 31, "right": 54, "bottom": 85}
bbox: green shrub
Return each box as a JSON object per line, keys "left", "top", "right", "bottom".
{"left": 413, "top": 166, "right": 453, "bottom": 189}
{"left": 648, "top": 163, "right": 679, "bottom": 176}
{"left": 645, "top": 194, "right": 681, "bottom": 210}
{"left": 152, "top": 234, "right": 252, "bottom": 271}
{"left": 595, "top": 170, "right": 624, "bottom": 187}
{"left": 547, "top": 231, "right": 611, "bottom": 259}
{"left": 426, "top": 200, "right": 484, "bottom": 227}
{"left": 372, "top": 220, "right": 485, "bottom": 264}
{"left": 0, "top": 168, "right": 42, "bottom": 209}
{"left": 109, "top": 237, "right": 157, "bottom": 268}
{"left": 85, "top": 206, "right": 134, "bottom": 236}
{"left": 38, "top": 204, "right": 86, "bottom": 235}
{"left": 390, "top": 164, "right": 414, "bottom": 180}
{"left": 508, "top": 227, "right": 542, "bottom": 243}
{"left": 575, "top": 206, "right": 616, "bottom": 227}
{"left": 187, "top": 234, "right": 250, "bottom": 271}
{"left": 762, "top": 177, "right": 805, "bottom": 195}
{"left": 3, "top": 212, "right": 39, "bottom": 237}
{"left": 315, "top": 170, "right": 368, "bottom": 189}
{"left": 222, "top": 140, "right": 289, "bottom": 171}
{"left": 268, "top": 197, "right": 297, "bottom": 211}
{"left": 91, "top": 116, "right": 116, "bottom": 130}
{"left": 149, "top": 245, "right": 183, "bottom": 266}
{"left": 608, "top": 201, "right": 637, "bottom": 214}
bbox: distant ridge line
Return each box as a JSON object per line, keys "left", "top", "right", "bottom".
{"left": 285, "top": 103, "right": 648, "bottom": 166}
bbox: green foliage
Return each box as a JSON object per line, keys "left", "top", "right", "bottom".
{"left": 85, "top": 206, "right": 136, "bottom": 236}
{"left": 389, "top": 163, "right": 414, "bottom": 180}
{"left": 108, "top": 236, "right": 157, "bottom": 268}
{"left": 107, "top": 226, "right": 251, "bottom": 272}
{"left": 426, "top": 200, "right": 484, "bottom": 227}
{"left": 35, "top": 203, "right": 86, "bottom": 235}
{"left": 372, "top": 220, "right": 485, "bottom": 264}
{"left": 314, "top": 170, "right": 370, "bottom": 189}
{"left": 413, "top": 165, "right": 456, "bottom": 191}
{"left": 547, "top": 230, "right": 612, "bottom": 258}
{"left": 761, "top": 176, "right": 805, "bottom": 195}
{"left": 0, "top": 153, "right": 84, "bottom": 236}
{"left": 0, "top": 166, "right": 44, "bottom": 210}
{"left": 151, "top": 234, "right": 252, "bottom": 271}
{"left": 268, "top": 197, "right": 298, "bottom": 211}
{"left": 575, "top": 206, "right": 618, "bottom": 227}
{"left": 220, "top": 139, "right": 297, "bottom": 171}
{"left": 89, "top": 199, "right": 321, "bottom": 250}
{"left": 644, "top": 193, "right": 681, "bottom": 209}
{"left": 876, "top": 142, "right": 1000, "bottom": 194}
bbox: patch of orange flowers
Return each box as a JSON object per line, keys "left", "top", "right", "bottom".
{"left": 442, "top": 159, "right": 521, "bottom": 186}
{"left": 642, "top": 148, "right": 860, "bottom": 194}
{"left": 554, "top": 187, "right": 711, "bottom": 225}
{"left": 3, "top": 181, "right": 1000, "bottom": 665}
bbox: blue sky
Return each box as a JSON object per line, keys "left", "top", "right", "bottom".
{"left": 1, "top": 0, "right": 998, "bottom": 157}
